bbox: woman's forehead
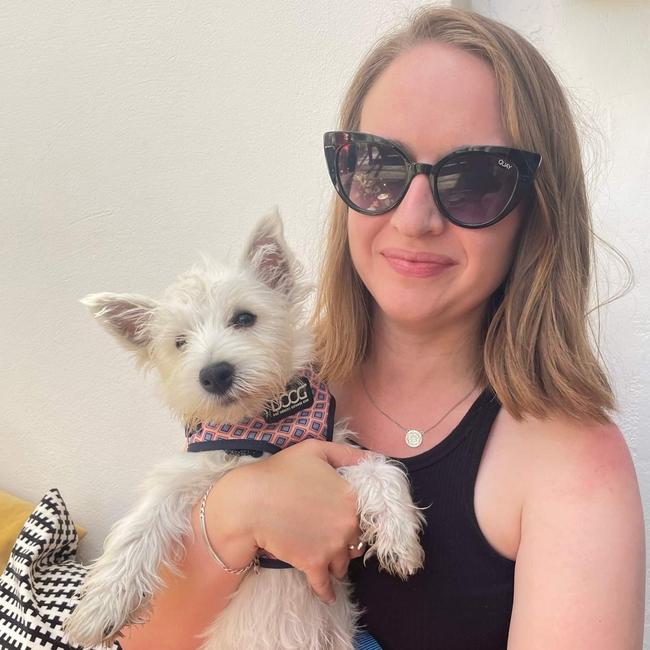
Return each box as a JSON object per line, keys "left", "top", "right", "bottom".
{"left": 359, "top": 42, "right": 509, "bottom": 155}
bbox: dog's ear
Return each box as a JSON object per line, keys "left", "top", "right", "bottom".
{"left": 80, "top": 292, "right": 158, "bottom": 350}
{"left": 241, "top": 208, "right": 295, "bottom": 293}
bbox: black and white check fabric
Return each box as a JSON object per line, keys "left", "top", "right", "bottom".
{"left": 0, "top": 488, "right": 120, "bottom": 650}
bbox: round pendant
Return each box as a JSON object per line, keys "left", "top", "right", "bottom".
{"left": 405, "top": 429, "right": 423, "bottom": 448}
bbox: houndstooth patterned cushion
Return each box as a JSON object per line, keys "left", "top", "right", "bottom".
{"left": 0, "top": 488, "right": 120, "bottom": 650}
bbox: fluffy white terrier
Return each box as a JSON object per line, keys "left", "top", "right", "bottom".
{"left": 64, "top": 212, "right": 424, "bottom": 650}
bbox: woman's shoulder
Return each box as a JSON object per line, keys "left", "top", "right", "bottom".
{"left": 500, "top": 412, "right": 640, "bottom": 528}
{"left": 497, "top": 410, "right": 645, "bottom": 648}
{"left": 498, "top": 407, "right": 638, "bottom": 502}
{"left": 511, "top": 410, "right": 632, "bottom": 479}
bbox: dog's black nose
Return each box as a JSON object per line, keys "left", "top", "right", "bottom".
{"left": 199, "top": 362, "right": 235, "bottom": 395}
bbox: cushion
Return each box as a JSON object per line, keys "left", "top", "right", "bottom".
{"left": 0, "top": 488, "right": 118, "bottom": 650}
{"left": 0, "top": 491, "right": 35, "bottom": 572}
{"left": 0, "top": 489, "right": 86, "bottom": 571}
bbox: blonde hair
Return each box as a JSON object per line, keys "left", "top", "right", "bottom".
{"left": 312, "top": 6, "right": 619, "bottom": 424}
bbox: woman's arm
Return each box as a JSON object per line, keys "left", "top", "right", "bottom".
{"left": 507, "top": 420, "right": 645, "bottom": 650}
{"left": 119, "top": 440, "right": 367, "bottom": 650}
{"left": 118, "top": 468, "right": 257, "bottom": 650}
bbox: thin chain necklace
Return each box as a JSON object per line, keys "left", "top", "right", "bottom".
{"left": 360, "top": 370, "right": 480, "bottom": 448}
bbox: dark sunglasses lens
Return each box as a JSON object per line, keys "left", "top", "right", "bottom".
{"left": 436, "top": 153, "right": 519, "bottom": 225}
{"left": 336, "top": 141, "right": 408, "bottom": 213}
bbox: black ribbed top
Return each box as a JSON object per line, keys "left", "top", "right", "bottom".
{"left": 348, "top": 387, "right": 515, "bottom": 649}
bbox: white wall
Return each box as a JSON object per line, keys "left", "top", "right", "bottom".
{"left": 2, "top": 0, "right": 648, "bottom": 636}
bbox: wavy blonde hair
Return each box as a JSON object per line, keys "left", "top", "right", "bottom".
{"left": 312, "top": 6, "right": 621, "bottom": 424}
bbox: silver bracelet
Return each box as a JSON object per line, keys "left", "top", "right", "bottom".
{"left": 199, "top": 483, "right": 260, "bottom": 576}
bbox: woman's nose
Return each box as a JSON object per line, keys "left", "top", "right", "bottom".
{"left": 389, "top": 173, "right": 447, "bottom": 237}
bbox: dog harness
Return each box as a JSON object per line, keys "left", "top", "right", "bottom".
{"left": 185, "top": 367, "right": 335, "bottom": 454}
{"left": 185, "top": 366, "right": 336, "bottom": 569}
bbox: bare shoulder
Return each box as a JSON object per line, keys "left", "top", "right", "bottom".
{"left": 502, "top": 411, "right": 646, "bottom": 649}
{"left": 508, "top": 411, "right": 641, "bottom": 503}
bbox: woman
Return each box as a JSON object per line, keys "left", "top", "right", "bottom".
{"left": 121, "top": 7, "right": 644, "bottom": 649}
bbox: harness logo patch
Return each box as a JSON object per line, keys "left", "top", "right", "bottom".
{"left": 263, "top": 376, "right": 314, "bottom": 423}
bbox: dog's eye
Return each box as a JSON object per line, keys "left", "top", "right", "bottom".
{"left": 232, "top": 311, "right": 257, "bottom": 328}
{"left": 175, "top": 335, "right": 188, "bottom": 350}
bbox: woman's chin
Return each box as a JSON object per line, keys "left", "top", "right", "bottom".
{"left": 371, "top": 294, "right": 484, "bottom": 336}
{"left": 373, "top": 301, "right": 445, "bottom": 331}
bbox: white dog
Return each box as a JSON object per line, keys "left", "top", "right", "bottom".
{"left": 64, "top": 212, "right": 424, "bottom": 650}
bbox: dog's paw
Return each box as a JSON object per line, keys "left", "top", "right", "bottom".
{"left": 64, "top": 595, "right": 121, "bottom": 647}
{"left": 341, "top": 454, "right": 426, "bottom": 580}
{"left": 364, "top": 502, "right": 426, "bottom": 580}
{"left": 64, "top": 578, "right": 150, "bottom": 647}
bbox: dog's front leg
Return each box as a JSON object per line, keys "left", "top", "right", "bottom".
{"left": 64, "top": 452, "right": 233, "bottom": 647}
{"left": 337, "top": 446, "right": 426, "bottom": 580}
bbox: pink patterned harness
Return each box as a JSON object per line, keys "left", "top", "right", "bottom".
{"left": 185, "top": 367, "right": 335, "bottom": 455}
{"left": 185, "top": 367, "right": 336, "bottom": 569}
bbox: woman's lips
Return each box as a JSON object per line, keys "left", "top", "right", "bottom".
{"left": 381, "top": 248, "right": 456, "bottom": 278}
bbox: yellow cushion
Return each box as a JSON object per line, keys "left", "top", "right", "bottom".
{"left": 0, "top": 490, "right": 86, "bottom": 571}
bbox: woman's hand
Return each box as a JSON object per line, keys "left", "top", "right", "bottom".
{"left": 217, "top": 440, "right": 369, "bottom": 604}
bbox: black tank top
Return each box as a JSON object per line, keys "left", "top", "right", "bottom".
{"left": 348, "top": 387, "right": 515, "bottom": 649}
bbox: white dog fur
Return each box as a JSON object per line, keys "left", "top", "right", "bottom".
{"left": 64, "top": 211, "right": 425, "bottom": 650}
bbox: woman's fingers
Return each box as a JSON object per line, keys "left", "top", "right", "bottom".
{"left": 315, "top": 440, "right": 370, "bottom": 469}
{"left": 347, "top": 537, "right": 366, "bottom": 559}
{"left": 306, "top": 564, "right": 337, "bottom": 603}
{"left": 330, "top": 553, "right": 351, "bottom": 581}
{"left": 239, "top": 439, "right": 369, "bottom": 603}
{"left": 330, "top": 528, "right": 365, "bottom": 584}
{"left": 309, "top": 542, "right": 361, "bottom": 602}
